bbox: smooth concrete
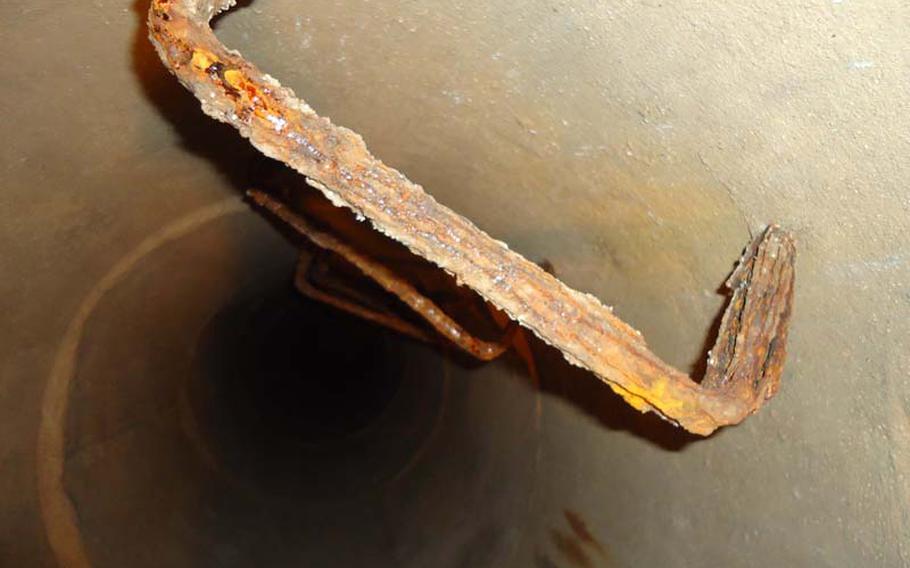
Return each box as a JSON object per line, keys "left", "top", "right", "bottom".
{"left": 2, "top": 1, "right": 908, "bottom": 566}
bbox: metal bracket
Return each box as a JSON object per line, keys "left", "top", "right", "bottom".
{"left": 149, "top": 0, "right": 796, "bottom": 435}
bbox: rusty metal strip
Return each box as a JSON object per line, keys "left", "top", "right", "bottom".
{"left": 148, "top": 0, "right": 796, "bottom": 435}
{"left": 295, "top": 254, "right": 435, "bottom": 346}
{"left": 250, "top": 189, "right": 514, "bottom": 361}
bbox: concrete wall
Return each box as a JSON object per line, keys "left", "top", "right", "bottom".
{"left": 2, "top": 1, "right": 908, "bottom": 566}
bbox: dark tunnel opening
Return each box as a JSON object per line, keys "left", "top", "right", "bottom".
{"left": 193, "top": 287, "right": 404, "bottom": 447}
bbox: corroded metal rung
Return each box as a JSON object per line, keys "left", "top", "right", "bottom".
{"left": 250, "top": 190, "right": 515, "bottom": 361}
{"left": 149, "top": 0, "right": 796, "bottom": 435}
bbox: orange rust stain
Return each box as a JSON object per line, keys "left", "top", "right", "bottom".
{"left": 190, "top": 49, "right": 215, "bottom": 71}
{"left": 184, "top": 50, "right": 283, "bottom": 127}
{"left": 550, "top": 528, "right": 594, "bottom": 568}
{"left": 219, "top": 68, "right": 275, "bottom": 119}
{"left": 549, "top": 510, "right": 611, "bottom": 567}
{"left": 564, "top": 510, "right": 608, "bottom": 558}
{"left": 222, "top": 68, "right": 243, "bottom": 90}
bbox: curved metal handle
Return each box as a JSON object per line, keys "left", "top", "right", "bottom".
{"left": 148, "top": 0, "right": 796, "bottom": 435}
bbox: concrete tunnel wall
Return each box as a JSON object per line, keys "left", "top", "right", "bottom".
{"left": 1, "top": 0, "right": 908, "bottom": 566}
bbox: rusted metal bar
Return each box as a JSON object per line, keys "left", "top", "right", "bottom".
{"left": 250, "top": 189, "right": 514, "bottom": 361}
{"left": 296, "top": 253, "right": 435, "bottom": 346}
{"left": 149, "top": 0, "right": 796, "bottom": 435}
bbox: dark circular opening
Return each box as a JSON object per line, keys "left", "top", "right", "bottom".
{"left": 194, "top": 285, "right": 404, "bottom": 447}
{"left": 186, "top": 280, "right": 447, "bottom": 500}
{"left": 52, "top": 213, "right": 536, "bottom": 566}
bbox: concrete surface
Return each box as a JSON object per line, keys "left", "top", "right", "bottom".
{"left": 1, "top": 0, "right": 908, "bottom": 566}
